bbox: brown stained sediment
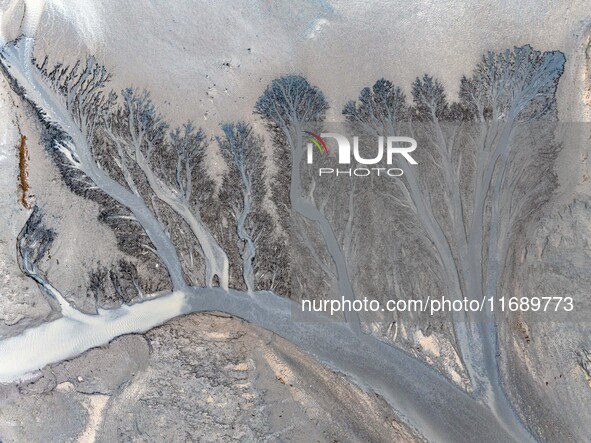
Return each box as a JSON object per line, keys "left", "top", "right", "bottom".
{"left": 18, "top": 134, "right": 31, "bottom": 209}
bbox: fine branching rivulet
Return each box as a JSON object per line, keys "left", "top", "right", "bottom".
{"left": 216, "top": 122, "right": 273, "bottom": 293}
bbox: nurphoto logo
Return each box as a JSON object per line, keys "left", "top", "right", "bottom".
{"left": 305, "top": 132, "right": 418, "bottom": 177}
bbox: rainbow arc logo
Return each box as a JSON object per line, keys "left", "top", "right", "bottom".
{"left": 305, "top": 131, "right": 329, "bottom": 155}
